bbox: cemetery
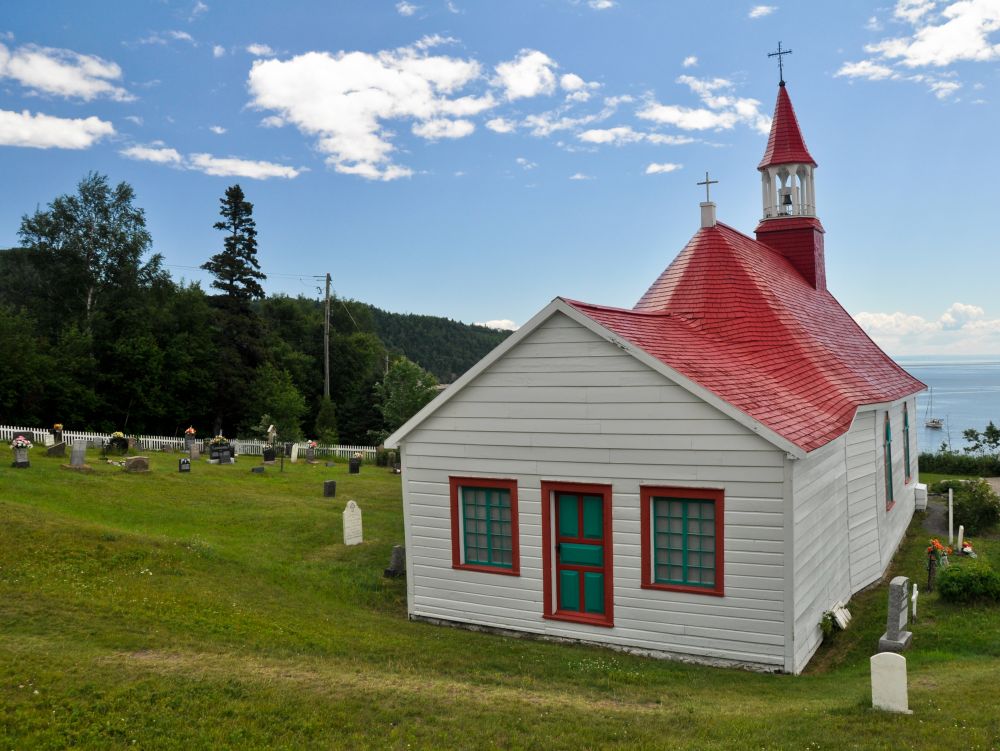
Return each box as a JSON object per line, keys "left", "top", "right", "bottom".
{"left": 2, "top": 443, "right": 998, "bottom": 748}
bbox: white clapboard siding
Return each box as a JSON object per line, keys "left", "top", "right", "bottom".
{"left": 399, "top": 311, "right": 789, "bottom": 670}
{"left": 846, "top": 410, "right": 882, "bottom": 590}
{"left": 876, "top": 400, "right": 917, "bottom": 571}
{"left": 790, "top": 435, "right": 852, "bottom": 672}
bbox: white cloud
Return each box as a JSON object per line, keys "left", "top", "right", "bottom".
{"left": 124, "top": 115, "right": 143, "bottom": 125}
{"left": 748, "top": 5, "right": 777, "bottom": 18}
{"left": 190, "top": 1, "right": 209, "bottom": 19}
{"left": 447, "top": 1, "right": 461, "bottom": 12}
{"left": 588, "top": 0, "right": 616, "bottom": 8}
{"left": 854, "top": 302, "right": 1000, "bottom": 354}
{"left": 682, "top": 55, "right": 698, "bottom": 68}
{"left": 927, "top": 78, "right": 962, "bottom": 97}
{"left": 120, "top": 144, "right": 183, "bottom": 164}
{"left": 260, "top": 115, "right": 284, "bottom": 128}
{"left": 412, "top": 118, "right": 475, "bottom": 139}
{"left": 494, "top": 49, "right": 557, "bottom": 100}
{"left": 246, "top": 43, "right": 275, "bottom": 57}
{"left": 486, "top": 116, "right": 517, "bottom": 133}
{"left": 209, "top": 125, "right": 227, "bottom": 134}
{"left": 836, "top": 59, "right": 897, "bottom": 80}
{"left": 474, "top": 319, "right": 519, "bottom": 330}
{"left": 0, "top": 42, "right": 132, "bottom": 101}
{"left": 516, "top": 156, "right": 537, "bottom": 169}
{"left": 212, "top": 44, "right": 225, "bottom": 58}
{"left": 188, "top": 153, "right": 301, "bottom": 179}
{"left": 866, "top": 15, "right": 884, "bottom": 31}
{"left": 0, "top": 108, "right": 114, "bottom": 149}
{"left": 578, "top": 125, "right": 694, "bottom": 146}
{"left": 247, "top": 37, "right": 492, "bottom": 180}
{"left": 138, "top": 30, "right": 195, "bottom": 45}
{"left": 645, "top": 162, "right": 682, "bottom": 174}
{"left": 894, "top": 0, "right": 937, "bottom": 24}
{"left": 397, "top": 1, "right": 418, "bottom": 15}
{"left": 559, "top": 72, "right": 600, "bottom": 102}
{"left": 569, "top": 172, "right": 593, "bottom": 180}
{"left": 638, "top": 75, "right": 770, "bottom": 134}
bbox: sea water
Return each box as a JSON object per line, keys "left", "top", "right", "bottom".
{"left": 896, "top": 355, "right": 1000, "bottom": 453}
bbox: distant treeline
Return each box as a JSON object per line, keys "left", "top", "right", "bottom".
{"left": 0, "top": 174, "right": 511, "bottom": 443}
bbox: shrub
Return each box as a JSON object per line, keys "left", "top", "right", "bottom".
{"left": 953, "top": 479, "right": 1000, "bottom": 535}
{"left": 929, "top": 479, "right": 972, "bottom": 495}
{"left": 919, "top": 451, "right": 1000, "bottom": 476}
{"left": 938, "top": 560, "right": 1000, "bottom": 603}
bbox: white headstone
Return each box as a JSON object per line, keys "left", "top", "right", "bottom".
{"left": 957, "top": 525, "right": 964, "bottom": 553}
{"left": 911, "top": 584, "right": 919, "bottom": 621}
{"left": 871, "top": 653, "right": 911, "bottom": 713}
{"left": 343, "top": 500, "right": 363, "bottom": 546}
{"left": 290, "top": 444, "right": 299, "bottom": 464}
{"left": 71, "top": 439, "right": 87, "bottom": 467}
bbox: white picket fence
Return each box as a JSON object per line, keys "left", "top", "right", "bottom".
{"left": 0, "top": 425, "right": 378, "bottom": 459}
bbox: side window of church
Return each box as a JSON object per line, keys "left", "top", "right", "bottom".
{"left": 449, "top": 477, "right": 520, "bottom": 575}
{"left": 641, "top": 487, "right": 724, "bottom": 597}
{"left": 903, "top": 403, "right": 911, "bottom": 483}
{"left": 884, "top": 413, "right": 894, "bottom": 510}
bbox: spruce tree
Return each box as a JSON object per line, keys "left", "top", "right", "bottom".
{"left": 201, "top": 185, "right": 266, "bottom": 300}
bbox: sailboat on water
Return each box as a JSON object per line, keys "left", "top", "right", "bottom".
{"left": 925, "top": 387, "right": 944, "bottom": 429}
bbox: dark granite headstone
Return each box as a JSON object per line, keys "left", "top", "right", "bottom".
{"left": 384, "top": 545, "right": 406, "bottom": 578}
{"left": 263, "top": 447, "right": 277, "bottom": 464}
{"left": 349, "top": 457, "right": 361, "bottom": 474}
{"left": 251, "top": 466, "right": 265, "bottom": 474}
{"left": 323, "top": 480, "right": 337, "bottom": 497}
{"left": 178, "top": 458, "right": 191, "bottom": 473}
{"left": 124, "top": 456, "right": 150, "bottom": 473}
{"left": 47, "top": 442, "right": 66, "bottom": 458}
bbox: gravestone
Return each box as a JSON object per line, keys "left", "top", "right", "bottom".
{"left": 47, "top": 442, "right": 66, "bottom": 458}
{"left": 12, "top": 447, "right": 30, "bottom": 469}
{"left": 878, "top": 576, "right": 913, "bottom": 652}
{"left": 263, "top": 447, "right": 277, "bottom": 464}
{"left": 13, "top": 431, "right": 34, "bottom": 443}
{"left": 209, "top": 445, "right": 234, "bottom": 464}
{"left": 349, "top": 456, "right": 361, "bottom": 474}
{"left": 290, "top": 444, "right": 299, "bottom": 464}
{"left": 184, "top": 434, "right": 195, "bottom": 451}
{"left": 251, "top": 466, "right": 265, "bottom": 474}
{"left": 911, "top": 583, "right": 919, "bottom": 622}
{"left": 342, "top": 500, "right": 363, "bottom": 546}
{"left": 323, "top": 480, "right": 337, "bottom": 498}
{"left": 124, "top": 456, "right": 150, "bottom": 473}
{"left": 189, "top": 443, "right": 200, "bottom": 461}
{"left": 71, "top": 440, "right": 87, "bottom": 467}
{"left": 178, "top": 457, "right": 191, "bottom": 473}
{"left": 384, "top": 545, "right": 406, "bottom": 578}
{"left": 306, "top": 446, "right": 316, "bottom": 463}
{"left": 871, "top": 653, "right": 911, "bottom": 713}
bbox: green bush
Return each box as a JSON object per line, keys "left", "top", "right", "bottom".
{"left": 930, "top": 479, "right": 973, "bottom": 495}
{"left": 919, "top": 451, "right": 1000, "bottom": 476}
{"left": 953, "top": 479, "right": 1000, "bottom": 535}
{"left": 938, "top": 560, "right": 1000, "bottom": 603}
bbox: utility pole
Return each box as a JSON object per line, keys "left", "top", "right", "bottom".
{"left": 324, "top": 272, "right": 331, "bottom": 400}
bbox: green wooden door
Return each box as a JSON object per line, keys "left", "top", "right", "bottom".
{"left": 555, "top": 492, "right": 606, "bottom": 615}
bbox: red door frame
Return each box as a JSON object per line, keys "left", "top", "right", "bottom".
{"left": 540, "top": 481, "right": 614, "bottom": 627}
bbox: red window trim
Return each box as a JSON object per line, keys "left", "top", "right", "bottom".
{"left": 640, "top": 486, "right": 725, "bottom": 598}
{"left": 903, "top": 403, "right": 912, "bottom": 485}
{"left": 449, "top": 476, "right": 520, "bottom": 576}
{"left": 540, "top": 481, "right": 614, "bottom": 628}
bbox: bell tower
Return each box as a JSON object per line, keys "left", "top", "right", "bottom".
{"left": 754, "top": 44, "right": 826, "bottom": 290}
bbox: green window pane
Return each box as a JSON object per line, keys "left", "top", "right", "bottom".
{"left": 584, "top": 572, "right": 605, "bottom": 614}
{"left": 558, "top": 493, "right": 579, "bottom": 537}
{"left": 652, "top": 497, "right": 718, "bottom": 588}
{"left": 560, "top": 570, "right": 580, "bottom": 610}
{"left": 582, "top": 495, "right": 604, "bottom": 539}
{"left": 461, "top": 486, "right": 513, "bottom": 568}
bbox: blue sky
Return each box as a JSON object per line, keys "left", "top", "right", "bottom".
{"left": 3, "top": 0, "right": 1000, "bottom": 354}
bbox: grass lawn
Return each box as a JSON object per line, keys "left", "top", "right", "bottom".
{"left": 2, "top": 452, "right": 999, "bottom": 750}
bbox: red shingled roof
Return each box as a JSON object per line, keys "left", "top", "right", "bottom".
{"left": 564, "top": 222, "right": 923, "bottom": 453}
{"left": 758, "top": 85, "right": 816, "bottom": 170}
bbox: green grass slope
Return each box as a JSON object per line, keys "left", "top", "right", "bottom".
{"left": 2, "top": 453, "right": 998, "bottom": 749}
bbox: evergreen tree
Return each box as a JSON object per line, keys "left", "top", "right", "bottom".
{"left": 201, "top": 185, "right": 265, "bottom": 301}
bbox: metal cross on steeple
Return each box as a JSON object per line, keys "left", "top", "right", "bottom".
{"left": 697, "top": 171, "right": 718, "bottom": 202}
{"left": 768, "top": 41, "right": 792, "bottom": 85}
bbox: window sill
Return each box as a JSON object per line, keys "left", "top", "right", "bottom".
{"left": 641, "top": 582, "right": 725, "bottom": 598}
{"left": 543, "top": 612, "right": 614, "bottom": 628}
{"left": 452, "top": 563, "right": 520, "bottom": 577}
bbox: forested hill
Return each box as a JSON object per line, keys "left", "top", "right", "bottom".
{"left": 368, "top": 306, "right": 512, "bottom": 383}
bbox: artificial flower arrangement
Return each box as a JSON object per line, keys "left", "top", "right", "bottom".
{"left": 10, "top": 435, "right": 33, "bottom": 450}
{"left": 960, "top": 539, "right": 978, "bottom": 558}
{"left": 209, "top": 434, "right": 230, "bottom": 447}
{"left": 53, "top": 423, "right": 64, "bottom": 431}
{"left": 184, "top": 426, "right": 197, "bottom": 436}
{"left": 352, "top": 452, "right": 363, "bottom": 460}
{"left": 927, "top": 538, "right": 953, "bottom": 562}
{"left": 108, "top": 431, "right": 129, "bottom": 453}
{"left": 308, "top": 440, "right": 318, "bottom": 448}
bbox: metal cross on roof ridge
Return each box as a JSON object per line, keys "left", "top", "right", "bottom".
{"left": 768, "top": 41, "right": 792, "bottom": 85}
{"left": 696, "top": 171, "right": 718, "bottom": 202}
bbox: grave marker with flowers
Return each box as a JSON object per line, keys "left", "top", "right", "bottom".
{"left": 10, "top": 435, "right": 32, "bottom": 468}
{"left": 209, "top": 435, "right": 234, "bottom": 464}
{"left": 184, "top": 426, "right": 197, "bottom": 451}
{"left": 107, "top": 431, "right": 129, "bottom": 455}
